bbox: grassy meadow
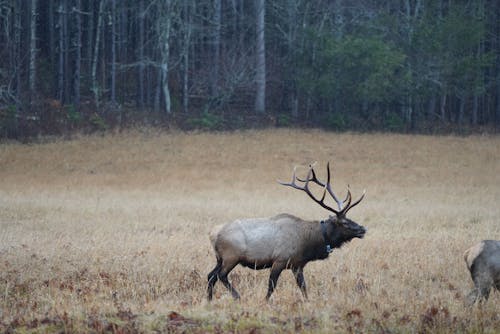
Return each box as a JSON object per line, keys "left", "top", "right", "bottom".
{"left": 0, "top": 129, "right": 499, "bottom": 333}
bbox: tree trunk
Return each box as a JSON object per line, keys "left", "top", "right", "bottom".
{"left": 138, "top": 0, "right": 145, "bottom": 110}
{"left": 74, "top": 0, "right": 82, "bottom": 109}
{"left": 29, "top": 0, "right": 37, "bottom": 103}
{"left": 86, "top": 0, "right": 94, "bottom": 74}
{"left": 14, "top": 0, "right": 21, "bottom": 104}
{"left": 183, "top": 0, "right": 192, "bottom": 114}
{"left": 161, "top": 63, "right": 171, "bottom": 115}
{"left": 119, "top": 1, "right": 127, "bottom": 68}
{"left": 57, "top": 0, "right": 64, "bottom": 102}
{"left": 157, "top": 0, "right": 173, "bottom": 114}
{"left": 428, "top": 95, "right": 436, "bottom": 122}
{"left": 495, "top": 0, "right": 500, "bottom": 129}
{"left": 440, "top": 94, "right": 447, "bottom": 122}
{"left": 211, "top": 0, "right": 221, "bottom": 97}
{"left": 496, "top": 79, "right": 500, "bottom": 129}
{"left": 406, "top": 95, "right": 413, "bottom": 131}
{"left": 458, "top": 97, "right": 466, "bottom": 126}
{"left": 154, "top": 66, "right": 161, "bottom": 114}
{"left": 255, "top": 0, "right": 266, "bottom": 114}
{"left": 110, "top": 0, "right": 116, "bottom": 105}
{"left": 279, "top": 0, "right": 301, "bottom": 119}
{"left": 5, "top": 0, "right": 21, "bottom": 135}
{"left": 48, "top": 0, "right": 56, "bottom": 97}
{"left": 62, "top": 0, "right": 69, "bottom": 104}
{"left": 91, "top": 0, "right": 105, "bottom": 108}
{"left": 472, "top": 94, "right": 478, "bottom": 126}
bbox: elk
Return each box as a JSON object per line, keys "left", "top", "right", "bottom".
{"left": 464, "top": 240, "right": 500, "bottom": 305}
{"left": 207, "top": 162, "right": 366, "bottom": 301}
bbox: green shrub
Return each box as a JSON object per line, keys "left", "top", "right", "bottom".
{"left": 66, "top": 104, "right": 82, "bottom": 125}
{"left": 276, "top": 113, "right": 292, "bottom": 127}
{"left": 0, "top": 105, "right": 18, "bottom": 136}
{"left": 187, "top": 111, "right": 224, "bottom": 130}
{"left": 323, "top": 112, "right": 347, "bottom": 130}
{"left": 90, "top": 113, "right": 108, "bottom": 131}
{"left": 384, "top": 112, "right": 404, "bottom": 132}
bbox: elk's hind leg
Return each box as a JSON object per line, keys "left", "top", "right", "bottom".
{"left": 466, "top": 270, "right": 492, "bottom": 306}
{"left": 207, "top": 258, "right": 222, "bottom": 301}
{"left": 218, "top": 257, "right": 240, "bottom": 299}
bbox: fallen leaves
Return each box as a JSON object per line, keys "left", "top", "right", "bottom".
{"left": 1, "top": 310, "right": 203, "bottom": 333}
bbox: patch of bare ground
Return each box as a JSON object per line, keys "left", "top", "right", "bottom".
{"left": 1, "top": 129, "right": 499, "bottom": 332}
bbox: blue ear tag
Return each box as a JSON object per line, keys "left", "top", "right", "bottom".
{"left": 326, "top": 245, "right": 333, "bottom": 253}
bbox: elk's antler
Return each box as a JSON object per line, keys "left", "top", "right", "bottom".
{"left": 343, "top": 186, "right": 366, "bottom": 215}
{"left": 278, "top": 162, "right": 365, "bottom": 216}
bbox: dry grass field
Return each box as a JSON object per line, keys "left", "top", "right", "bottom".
{"left": 1, "top": 129, "right": 499, "bottom": 333}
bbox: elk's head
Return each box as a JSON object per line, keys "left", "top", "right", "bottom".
{"left": 326, "top": 214, "right": 366, "bottom": 241}
{"left": 279, "top": 162, "right": 366, "bottom": 242}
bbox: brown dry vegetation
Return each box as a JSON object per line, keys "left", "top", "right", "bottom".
{"left": 0, "top": 128, "right": 499, "bottom": 333}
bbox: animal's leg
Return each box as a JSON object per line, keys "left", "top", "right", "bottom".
{"left": 266, "top": 262, "right": 286, "bottom": 300}
{"left": 467, "top": 274, "right": 492, "bottom": 305}
{"left": 292, "top": 267, "right": 308, "bottom": 299}
{"left": 475, "top": 273, "right": 492, "bottom": 301}
{"left": 478, "top": 284, "right": 491, "bottom": 301}
{"left": 207, "top": 258, "right": 222, "bottom": 301}
{"left": 218, "top": 258, "right": 240, "bottom": 299}
{"left": 465, "top": 288, "right": 480, "bottom": 306}
{"left": 493, "top": 273, "right": 500, "bottom": 292}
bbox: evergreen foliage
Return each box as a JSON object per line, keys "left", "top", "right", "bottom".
{"left": 0, "top": 1, "right": 498, "bottom": 137}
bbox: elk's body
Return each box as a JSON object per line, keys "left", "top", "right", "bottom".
{"left": 207, "top": 163, "right": 366, "bottom": 300}
{"left": 464, "top": 240, "right": 500, "bottom": 305}
{"left": 211, "top": 214, "right": 331, "bottom": 269}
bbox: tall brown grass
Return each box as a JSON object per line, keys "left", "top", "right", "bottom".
{"left": 1, "top": 129, "right": 499, "bottom": 332}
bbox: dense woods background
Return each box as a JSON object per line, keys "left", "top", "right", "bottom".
{"left": 1, "top": 0, "right": 500, "bottom": 138}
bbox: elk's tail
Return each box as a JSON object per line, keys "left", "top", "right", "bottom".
{"left": 464, "top": 241, "right": 485, "bottom": 270}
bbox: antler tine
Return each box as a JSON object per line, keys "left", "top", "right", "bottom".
{"left": 298, "top": 162, "right": 343, "bottom": 210}
{"left": 340, "top": 188, "right": 353, "bottom": 214}
{"left": 343, "top": 185, "right": 351, "bottom": 203}
{"left": 278, "top": 164, "right": 340, "bottom": 214}
{"left": 296, "top": 162, "right": 318, "bottom": 183}
{"left": 305, "top": 164, "right": 332, "bottom": 208}
{"left": 342, "top": 189, "right": 366, "bottom": 215}
{"left": 324, "top": 162, "right": 344, "bottom": 211}
{"left": 277, "top": 165, "right": 299, "bottom": 187}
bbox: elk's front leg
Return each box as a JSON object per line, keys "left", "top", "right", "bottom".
{"left": 293, "top": 267, "right": 308, "bottom": 299}
{"left": 266, "top": 262, "right": 286, "bottom": 300}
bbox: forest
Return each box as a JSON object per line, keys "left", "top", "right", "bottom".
{"left": 1, "top": 0, "right": 500, "bottom": 138}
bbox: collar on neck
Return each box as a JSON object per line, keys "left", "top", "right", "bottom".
{"left": 320, "top": 220, "right": 333, "bottom": 254}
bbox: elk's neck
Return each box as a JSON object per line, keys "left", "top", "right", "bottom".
{"left": 321, "top": 221, "right": 351, "bottom": 250}
{"left": 301, "top": 221, "right": 334, "bottom": 261}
